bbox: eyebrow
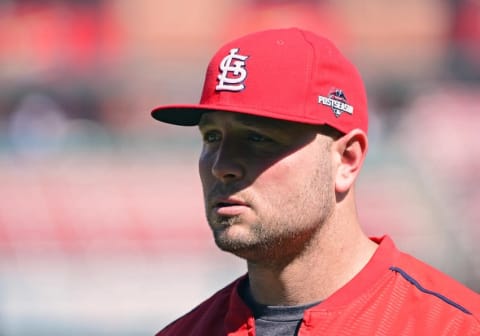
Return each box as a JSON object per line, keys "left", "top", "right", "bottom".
{"left": 197, "top": 113, "right": 218, "bottom": 128}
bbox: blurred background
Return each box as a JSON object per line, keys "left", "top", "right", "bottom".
{"left": 0, "top": 0, "right": 479, "bottom": 335}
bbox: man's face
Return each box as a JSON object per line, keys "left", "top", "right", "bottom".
{"left": 198, "top": 112, "right": 336, "bottom": 263}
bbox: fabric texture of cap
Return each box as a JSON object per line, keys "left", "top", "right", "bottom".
{"left": 151, "top": 27, "right": 368, "bottom": 134}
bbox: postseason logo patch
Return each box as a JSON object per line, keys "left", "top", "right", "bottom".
{"left": 318, "top": 89, "right": 354, "bottom": 118}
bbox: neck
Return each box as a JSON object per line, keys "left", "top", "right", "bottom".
{"left": 245, "top": 216, "right": 378, "bottom": 306}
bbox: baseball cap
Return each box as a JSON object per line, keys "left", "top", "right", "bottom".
{"left": 151, "top": 27, "right": 368, "bottom": 134}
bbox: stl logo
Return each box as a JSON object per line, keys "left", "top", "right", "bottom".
{"left": 216, "top": 48, "right": 249, "bottom": 92}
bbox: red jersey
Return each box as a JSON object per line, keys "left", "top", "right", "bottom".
{"left": 157, "top": 236, "right": 480, "bottom": 335}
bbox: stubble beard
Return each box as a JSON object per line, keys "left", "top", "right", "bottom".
{"left": 208, "top": 207, "right": 333, "bottom": 267}
{"left": 206, "top": 170, "right": 334, "bottom": 265}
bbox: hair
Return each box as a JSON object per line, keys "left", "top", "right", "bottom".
{"left": 318, "top": 124, "right": 345, "bottom": 141}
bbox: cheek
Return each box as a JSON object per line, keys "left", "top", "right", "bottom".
{"left": 255, "top": 151, "right": 333, "bottom": 207}
{"left": 263, "top": 154, "right": 316, "bottom": 181}
{"left": 198, "top": 151, "right": 212, "bottom": 185}
{"left": 254, "top": 157, "right": 311, "bottom": 197}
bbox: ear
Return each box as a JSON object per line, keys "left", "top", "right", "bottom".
{"left": 333, "top": 129, "right": 368, "bottom": 193}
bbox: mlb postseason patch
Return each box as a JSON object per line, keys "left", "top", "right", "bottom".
{"left": 318, "top": 89, "right": 354, "bottom": 118}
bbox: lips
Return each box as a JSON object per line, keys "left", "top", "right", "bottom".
{"left": 216, "top": 201, "right": 236, "bottom": 207}
{"left": 214, "top": 197, "right": 247, "bottom": 208}
{"left": 212, "top": 197, "right": 249, "bottom": 216}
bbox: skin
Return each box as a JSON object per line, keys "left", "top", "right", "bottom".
{"left": 198, "top": 111, "right": 378, "bottom": 306}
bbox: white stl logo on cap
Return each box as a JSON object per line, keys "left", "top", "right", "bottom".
{"left": 216, "top": 48, "right": 249, "bottom": 92}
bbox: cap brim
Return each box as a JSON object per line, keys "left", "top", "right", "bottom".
{"left": 151, "top": 104, "right": 296, "bottom": 126}
{"left": 151, "top": 105, "right": 209, "bottom": 126}
{"left": 151, "top": 103, "right": 346, "bottom": 129}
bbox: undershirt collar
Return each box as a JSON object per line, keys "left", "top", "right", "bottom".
{"left": 238, "top": 277, "right": 321, "bottom": 335}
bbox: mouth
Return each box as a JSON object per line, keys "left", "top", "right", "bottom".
{"left": 212, "top": 197, "right": 249, "bottom": 216}
{"left": 213, "top": 196, "right": 247, "bottom": 206}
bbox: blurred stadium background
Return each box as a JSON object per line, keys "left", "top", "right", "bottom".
{"left": 0, "top": 0, "right": 479, "bottom": 335}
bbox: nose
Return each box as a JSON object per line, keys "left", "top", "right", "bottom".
{"left": 210, "top": 141, "right": 245, "bottom": 183}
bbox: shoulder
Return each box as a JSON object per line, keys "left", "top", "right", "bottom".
{"left": 156, "top": 276, "right": 248, "bottom": 336}
{"left": 391, "top": 250, "right": 480, "bottom": 319}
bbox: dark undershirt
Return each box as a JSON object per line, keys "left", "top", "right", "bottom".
{"left": 238, "top": 279, "right": 321, "bottom": 336}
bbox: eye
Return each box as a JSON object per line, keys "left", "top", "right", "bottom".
{"left": 203, "top": 130, "right": 221, "bottom": 143}
{"left": 247, "top": 132, "right": 272, "bottom": 143}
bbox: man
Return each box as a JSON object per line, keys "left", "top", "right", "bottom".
{"left": 151, "top": 28, "right": 480, "bottom": 335}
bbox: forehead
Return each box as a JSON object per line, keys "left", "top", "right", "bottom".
{"left": 198, "top": 111, "right": 304, "bottom": 131}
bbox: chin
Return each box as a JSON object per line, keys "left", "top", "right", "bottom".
{"left": 214, "top": 229, "right": 253, "bottom": 253}
{"left": 213, "top": 233, "right": 270, "bottom": 262}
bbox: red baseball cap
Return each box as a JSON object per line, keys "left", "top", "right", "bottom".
{"left": 151, "top": 27, "right": 368, "bottom": 134}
